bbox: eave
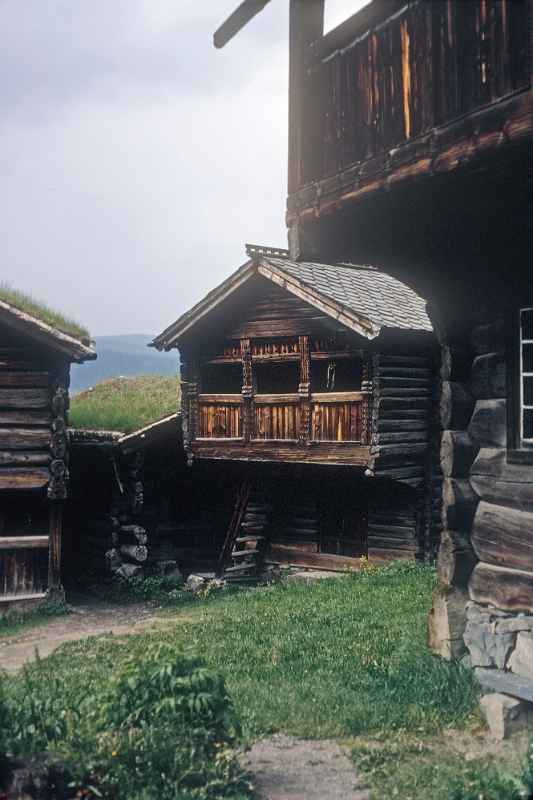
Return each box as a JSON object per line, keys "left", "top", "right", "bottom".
{"left": 287, "top": 89, "right": 533, "bottom": 226}
{"left": 0, "top": 300, "right": 96, "bottom": 363}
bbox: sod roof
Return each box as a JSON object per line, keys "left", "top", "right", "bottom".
{"left": 69, "top": 375, "right": 180, "bottom": 434}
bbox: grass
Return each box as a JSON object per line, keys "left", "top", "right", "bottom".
{"left": 3, "top": 562, "right": 530, "bottom": 798}
{"left": 69, "top": 375, "right": 180, "bottom": 433}
{"left": 0, "top": 282, "right": 90, "bottom": 342}
{"left": 0, "top": 602, "right": 68, "bottom": 640}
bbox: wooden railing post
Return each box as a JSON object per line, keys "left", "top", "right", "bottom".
{"left": 298, "top": 335, "right": 311, "bottom": 443}
{"left": 241, "top": 338, "right": 253, "bottom": 442}
{"left": 47, "top": 500, "right": 64, "bottom": 598}
{"left": 361, "top": 355, "right": 373, "bottom": 445}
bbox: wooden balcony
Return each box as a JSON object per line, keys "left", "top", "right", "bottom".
{"left": 194, "top": 391, "right": 371, "bottom": 465}
{"left": 288, "top": 0, "right": 531, "bottom": 225}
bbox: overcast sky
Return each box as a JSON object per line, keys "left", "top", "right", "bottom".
{"left": 1, "top": 0, "right": 368, "bottom": 336}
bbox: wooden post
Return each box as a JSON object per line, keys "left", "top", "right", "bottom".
{"left": 361, "top": 354, "right": 373, "bottom": 445}
{"left": 47, "top": 501, "right": 64, "bottom": 595}
{"left": 298, "top": 335, "right": 311, "bottom": 443}
{"left": 241, "top": 338, "right": 253, "bottom": 442}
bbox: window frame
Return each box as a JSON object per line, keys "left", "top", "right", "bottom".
{"left": 507, "top": 306, "right": 533, "bottom": 463}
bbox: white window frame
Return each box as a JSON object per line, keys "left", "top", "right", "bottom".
{"left": 519, "top": 306, "right": 533, "bottom": 447}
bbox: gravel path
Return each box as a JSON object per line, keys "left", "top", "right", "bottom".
{"left": 240, "top": 734, "right": 369, "bottom": 800}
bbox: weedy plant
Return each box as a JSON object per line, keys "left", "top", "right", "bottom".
{"left": 1, "top": 644, "right": 252, "bottom": 800}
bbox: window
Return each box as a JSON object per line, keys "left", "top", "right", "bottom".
{"left": 519, "top": 307, "right": 533, "bottom": 447}
{"left": 200, "top": 363, "right": 242, "bottom": 394}
{"left": 311, "top": 358, "right": 362, "bottom": 392}
{"left": 254, "top": 362, "right": 299, "bottom": 394}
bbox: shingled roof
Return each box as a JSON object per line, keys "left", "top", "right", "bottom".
{"left": 151, "top": 247, "right": 431, "bottom": 350}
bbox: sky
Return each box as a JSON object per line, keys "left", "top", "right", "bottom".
{"left": 1, "top": 0, "right": 369, "bottom": 337}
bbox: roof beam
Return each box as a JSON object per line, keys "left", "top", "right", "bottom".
{"left": 214, "top": 0, "right": 272, "bottom": 48}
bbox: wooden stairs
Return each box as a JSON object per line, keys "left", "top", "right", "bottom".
{"left": 218, "top": 482, "right": 271, "bottom": 582}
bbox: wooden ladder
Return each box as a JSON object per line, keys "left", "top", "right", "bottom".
{"left": 218, "top": 482, "right": 270, "bottom": 582}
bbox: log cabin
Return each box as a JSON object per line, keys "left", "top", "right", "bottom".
{"left": 0, "top": 296, "right": 95, "bottom": 613}
{"left": 152, "top": 244, "right": 439, "bottom": 577}
{"left": 214, "top": 0, "right": 533, "bottom": 703}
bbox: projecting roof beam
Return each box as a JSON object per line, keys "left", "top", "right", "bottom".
{"left": 214, "top": 0, "right": 272, "bottom": 48}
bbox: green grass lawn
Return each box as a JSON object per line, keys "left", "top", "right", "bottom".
{"left": 69, "top": 375, "right": 180, "bottom": 433}
{"left": 2, "top": 563, "right": 531, "bottom": 799}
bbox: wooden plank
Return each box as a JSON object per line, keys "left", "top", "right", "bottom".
{"left": 269, "top": 543, "right": 363, "bottom": 571}
{"left": 198, "top": 394, "right": 243, "bottom": 404}
{"left": 254, "top": 394, "right": 300, "bottom": 405}
{"left": 48, "top": 502, "right": 62, "bottom": 590}
{"left": 0, "top": 389, "right": 50, "bottom": 409}
{"left": 0, "top": 536, "right": 49, "bottom": 550}
{"left": 310, "top": 391, "right": 366, "bottom": 402}
{"left": 0, "top": 428, "right": 51, "bottom": 450}
{"left": 0, "top": 592, "right": 46, "bottom": 604}
{"left": 193, "top": 440, "right": 372, "bottom": 466}
{"left": 0, "top": 468, "right": 50, "bottom": 490}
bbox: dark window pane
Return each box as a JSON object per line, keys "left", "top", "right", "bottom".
{"left": 255, "top": 362, "right": 299, "bottom": 393}
{"left": 523, "top": 343, "right": 533, "bottom": 373}
{"left": 201, "top": 363, "right": 242, "bottom": 393}
{"left": 521, "top": 308, "right": 533, "bottom": 340}
{"left": 523, "top": 409, "right": 533, "bottom": 440}
{"left": 524, "top": 377, "right": 533, "bottom": 406}
{"left": 311, "top": 358, "right": 361, "bottom": 392}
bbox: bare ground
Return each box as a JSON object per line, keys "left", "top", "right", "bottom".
{"left": 0, "top": 601, "right": 169, "bottom": 673}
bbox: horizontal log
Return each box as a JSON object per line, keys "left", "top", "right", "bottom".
{"left": 198, "top": 394, "right": 243, "bottom": 404}
{"left": 472, "top": 501, "right": 533, "bottom": 572}
{"left": 367, "top": 523, "right": 416, "bottom": 538}
{"left": 440, "top": 381, "right": 475, "bottom": 430}
{"left": 378, "top": 377, "right": 430, "bottom": 388}
{"left": 0, "top": 389, "right": 50, "bottom": 410}
{"left": 378, "top": 431, "right": 428, "bottom": 444}
{"left": 255, "top": 393, "right": 300, "bottom": 404}
{"left": 0, "top": 535, "right": 49, "bottom": 550}
{"left": 268, "top": 540, "right": 318, "bottom": 553}
{"left": 377, "top": 420, "right": 428, "bottom": 432}
{"left": 468, "top": 400, "right": 507, "bottom": 448}
{"left": 379, "top": 355, "right": 431, "bottom": 367}
{"left": 374, "top": 465, "right": 424, "bottom": 479}
{"left": 0, "top": 372, "right": 50, "bottom": 388}
{"left": 379, "top": 387, "right": 430, "bottom": 397}
{"left": 471, "top": 448, "right": 527, "bottom": 480}
{"left": 442, "top": 478, "right": 478, "bottom": 531}
{"left": 0, "top": 451, "right": 51, "bottom": 466}
{"left": 377, "top": 367, "right": 431, "bottom": 379}
{"left": 0, "top": 468, "right": 50, "bottom": 490}
{"left": 193, "top": 440, "right": 372, "bottom": 467}
{"left": 440, "top": 431, "right": 478, "bottom": 478}
{"left": 268, "top": 544, "right": 363, "bottom": 571}
{"left": 379, "top": 408, "right": 428, "bottom": 419}
{"left": 379, "top": 397, "right": 429, "bottom": 410}
{"left": 366, "top": 536, "right": 418, "bottom": 551}
{"left": 367, "top": 547, "right": 416, "bottom": 561}
{"left": 471, "top": 474, "right": 533, "bottom": 512}
{"left": 0, "top": 410, "right": 52, "bottom": 425}
{"left": 375, "top": 443, "right": 427, "bottom": 458}
{"left": 0, "top": 429, "right": 51, "bottom": 450}
{"left": 469, "top": 562, "right": 533, "bottom": 614}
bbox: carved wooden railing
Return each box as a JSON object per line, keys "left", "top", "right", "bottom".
{"left": 310, "top": 392, "right": 370, "bottom": 443}
{"left": 302, "top": 0, "right": 529, "bottom": 185}
{"left": 253, "top": 394, "right": 301, "bottom": 440}
{"left": 197, "top": 395, "right": 243, "bottom": 439}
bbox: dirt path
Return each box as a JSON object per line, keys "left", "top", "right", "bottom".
{"left": 240, "top": 734, "right": 369, "bottom": 800}
{"left": 0, "top": 602, "right": 171, "bottom": 673}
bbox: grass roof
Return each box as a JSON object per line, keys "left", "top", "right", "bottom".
{"left": 0, "top": 282, "right": 91, "bottom": 343}
{"left": 69, "top": 375, "right": 180, "bottom": 434}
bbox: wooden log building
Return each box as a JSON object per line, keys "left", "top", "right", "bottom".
{"left": 0, "top": 298, "right": 95, "bottom": 612}
{"left": 152, "top": 244, "right": 439, "bottom": 576}
{"left": 214, "top": 0, "right": 533, "bottom": 702}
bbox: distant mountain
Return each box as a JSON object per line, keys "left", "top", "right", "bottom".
{"left": 70, "top": 334, "right": 178, "bottom": 394}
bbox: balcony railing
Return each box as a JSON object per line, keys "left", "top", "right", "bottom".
{"left": 301, "top": 0, "right": 529, "bottom": 186}
{"left": 197, "top": 391, "right": 370, "bottom": 443}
